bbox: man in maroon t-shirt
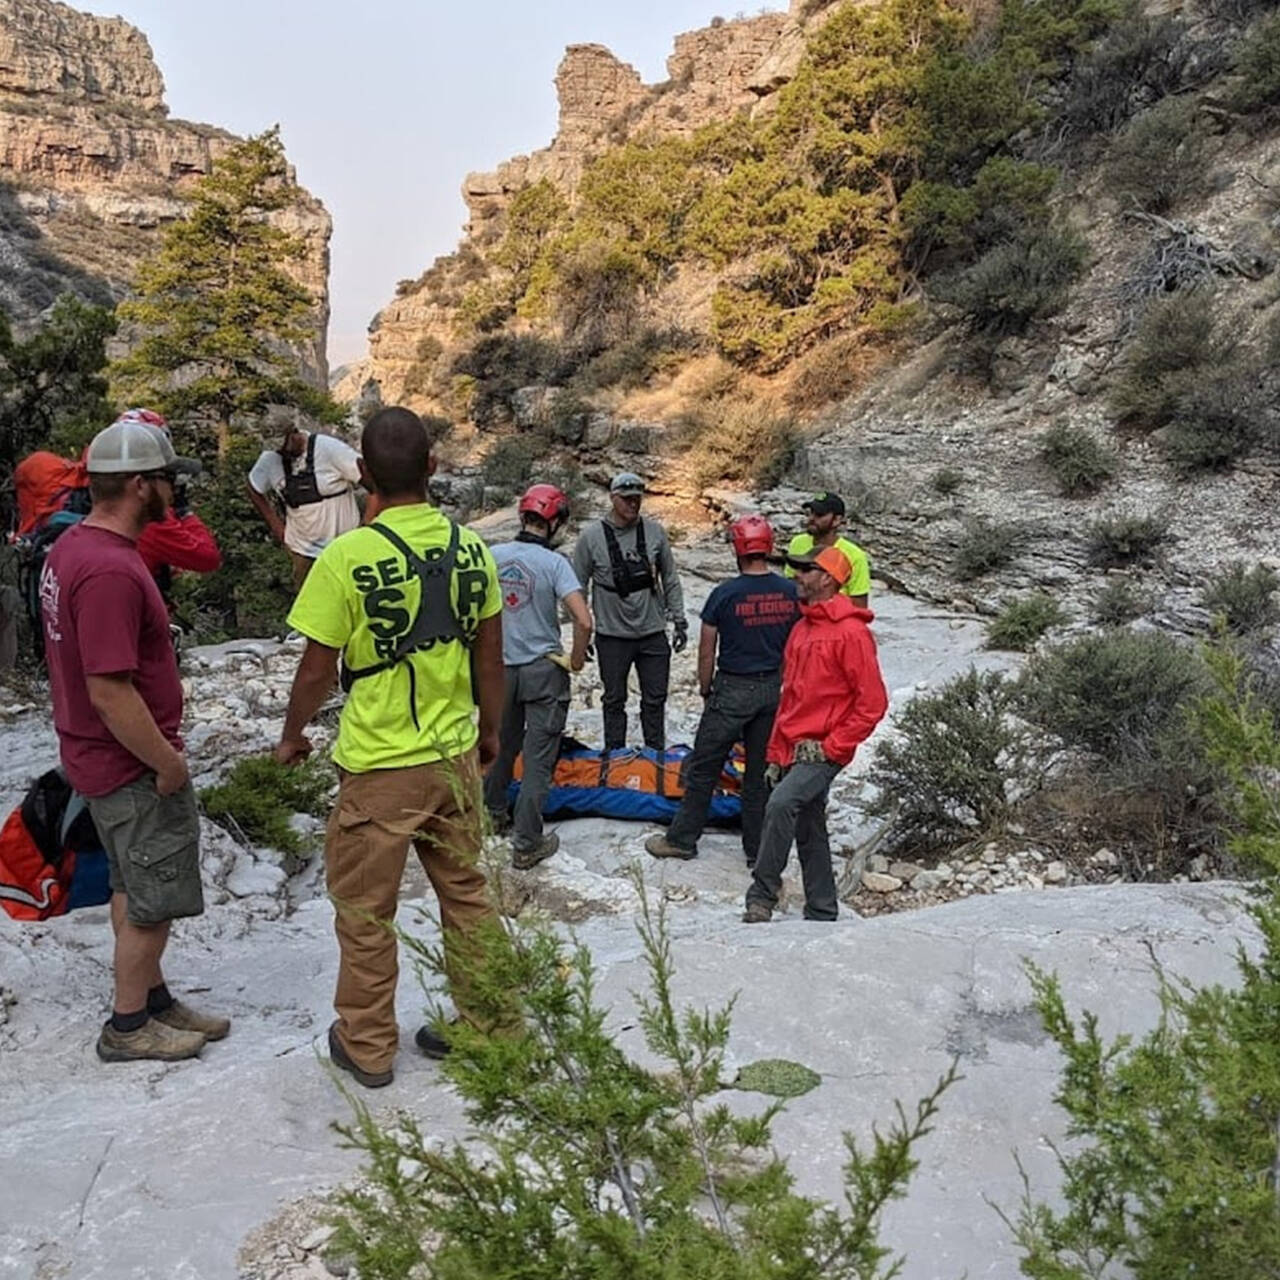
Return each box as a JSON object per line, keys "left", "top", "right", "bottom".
{"left": 41, "top": 419, "right": 230, "bottom": 1063}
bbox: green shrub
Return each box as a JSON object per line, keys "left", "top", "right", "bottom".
{"left": 1202, "top": 560, "right": 1280, "bottom": 634}
{"left": 572, "top": 328, "right": 698, "bottom": 393}
{"left": 931, "top": 226, "right": 1086, "bottom": 337}
{"left": 1093, "top": 576, "right": 1151, "bottom": 625}
{"left": 1103, "top": 96, "right": 1204, "bottom": 214}
{"left": 333, "top": 884, "right": 955, "bottom": 1277}
{"left": 1109, "top": 290, "right": 1223, "bottom": 430}
{"left": 1233, "top": 11, "right": 1280, "bottom": 112}
{"left": 1192, "top": 642, "right": 1280, "bottom": 874}
{"left": 1088, "top": 512, "right": 1168, "bottom": 567}
{"left": 687, "top": 403, "right": 800, "bottom": 490}
{"left": 1020, "top": 630, "right": 1222, "bottom": 867}
{"left": 985, "top": 593, "right": 1066, "bottom": 651}
{"left": 451, "top": 335, "right": 568, "bottom": 427}
{"left": 401, "top": 335, "right": 444, "bottom": 399}
{"left": 1201, "top": 0, "right": 1274, "bottom": 25}
{"left": 552, "top": 239, "right": 645, "bottom": 352}
{"left": 1017, "top": 630, "right": 1209, "bottom": 762}
{"left": 955, "top": 517, "right": 1023, "bottom": 579}
{"left": 483, "top": 432, "right": 549, "bottom": 501}
{"left": 480, "top": 431, "right": 584, "bottom": 509}
{"left": 867, "top": 668, "right": 1048, "bottom": 848}
{"left": 1012, "top": 900, "right": 1280, "bottom": 1277}
{"left": 1161, "top": 365, "right": 1268, "bottom": 473}
{"left": 1053, "top": 8, "right": 1189, "bottom": 140}
{"left": 200, "top": 754, "right": 331, "bottom": 856}
{"left": 1039, "top": 421, "right": 1118, "bottom": 497}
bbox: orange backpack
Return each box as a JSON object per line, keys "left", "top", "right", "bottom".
{"left": 0, "top": 769, "right": 108, "bottom": 921}
{"left": 13, "top": 450, "right": 89, "bottom": 537}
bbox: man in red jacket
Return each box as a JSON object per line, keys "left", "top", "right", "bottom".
{"left": 743, "top": 545, "right": 888, "bottom": 924}
{"left": 117, "top": 411, "right": 222, "bottom": 598}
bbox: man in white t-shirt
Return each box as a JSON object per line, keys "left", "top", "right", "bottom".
{"left": 247, "top": 425, "right": 363, "bottom": 588}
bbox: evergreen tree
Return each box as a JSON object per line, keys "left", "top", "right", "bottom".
{"left": 333, "top": 880, "right": 955, "bottom": 1278}
{"left": 109, "top": 127, "right": 333, "bottom": 453}
{"left": 0, "top": 295, "right": 116, "bottom": 501}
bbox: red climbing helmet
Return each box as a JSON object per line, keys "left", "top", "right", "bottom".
{"left": 112, "top": 407, "right": 170, "bottom": 439}
{"left": 519, "top": 483, "right": 570, "bottom": 527}
{"left": 730, "top": 514, "right": 774, "bottom": 558}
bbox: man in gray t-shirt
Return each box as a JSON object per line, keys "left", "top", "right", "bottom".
{"left": 571, "top": 472, "right": 686, "bottom": 751}
{"left": 483, "top": 484, "right": 593, "bottom": 868}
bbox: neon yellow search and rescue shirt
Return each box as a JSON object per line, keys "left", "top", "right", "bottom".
{"left": 288, "top": 503, "right": 501, "bottom": 772}
{"left": 784, "top": 533, "right": 872, "bottom": 598}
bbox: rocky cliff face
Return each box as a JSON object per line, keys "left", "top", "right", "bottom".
{"left": 360, "top": 2, "right": 814, "bottom": 406}
{"left": 0, "top": 0, "right": 331, "bottom": 383}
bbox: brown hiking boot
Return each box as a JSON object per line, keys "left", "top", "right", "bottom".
{"left": 153, "top": 1000, "right": 230, "bottom": 1042}
{"left": 512, "top": 832, "right": 559, "bottom": 870}
{"left": 742, "top": 902, "right": 773, "bottom": 924}
{"left": 645, "top": 833, "right": 696, "bottom": 861}
{"left": 96, "top": 1017, "right": 206, "bottom": 1063}
{"left": 327, "top": 1023, "right": 393, "bottom": 1089}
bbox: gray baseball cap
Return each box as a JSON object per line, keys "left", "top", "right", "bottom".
{"left": 85, "top": 421, "right": 201, "bottom": 476}
{"left": 609, "top": 471, "right": 645, "bottom": 496}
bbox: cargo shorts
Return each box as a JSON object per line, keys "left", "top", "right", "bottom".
{"left": 86, "top": 777, "right": 204, "bottom": 925}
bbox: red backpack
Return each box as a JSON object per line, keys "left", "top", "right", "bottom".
{"left": 0, "top": 769, "right": 109, "bottom": 921}
{"left": 13, "top": 451, "right": 89, "bottom": 537}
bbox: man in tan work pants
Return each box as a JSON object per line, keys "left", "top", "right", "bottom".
{"left": 324, "top": 758, "right": 493, "bottom": 1070}
{"left": 276, "top": 407, "right": 506, "bottom": 1087}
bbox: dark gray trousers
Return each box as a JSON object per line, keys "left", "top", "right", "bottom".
{"left": 596, "top": 631, "right": 670, "bottom": 750}
{"left": 745, "top": 760, "right": 842, "bottom": 921}
{"left": 482, "top": 657, "right": 571, "bottom": 852}
{"left": 666, "top": 670, "right": 781, "bottom": 863}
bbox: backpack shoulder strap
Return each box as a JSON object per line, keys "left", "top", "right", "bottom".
{"left": 340, "top": 521, "right": 466, "bottom": 692}
{"left": 600, "top": 520, "right": 630, "bottom": 598}
{"left": 369, "top": 519, "right": 458, "bottom": 579}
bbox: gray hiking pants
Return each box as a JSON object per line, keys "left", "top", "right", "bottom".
{"left": 597, "top": 631, "right": 670, "bottom": 750}
{"left": 665, "top": 669, "right": 781, "bottom": 864}
{"left": 745, "top": 760, "right": 842, "bottom": 921}
{"left": 482, "top": 657, "right": 570, "bottom": 852}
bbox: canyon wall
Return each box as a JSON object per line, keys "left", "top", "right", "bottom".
{"left": 358, "top": 1, "right": 817, "bottom": 405}
{"left": 0, "top": 0, "right": 331, "bottom": 383}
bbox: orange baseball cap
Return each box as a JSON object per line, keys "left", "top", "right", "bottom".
{"left": 784, "top": 545, "right": 851, "bottom": 585}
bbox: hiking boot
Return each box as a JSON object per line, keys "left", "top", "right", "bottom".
{"left": 645, "top": 834, "right": 696, "bottom": 861}
{"left": 511, "top": 832, "right": 559, "bottom": 870}
{"left": 741, "top": 902, "right": 773, "bottom": 924}
{"left": 327, "top": 1023, "right": 393, "bottom": 1089}
{"left": 487, "top": 808, "right": 512, "bottom": 835}
{"left": 414, "top": 1023, "right": 452, "bottom": 1060}
{"left": 153, "top": 999, "right": 230, "bottom": 1042}
{"left": 96, "top": 1017, "right": 205, "bottom": 1064}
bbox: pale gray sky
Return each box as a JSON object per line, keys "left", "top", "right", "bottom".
{"left": 100, "top": 2, "right": 780, "bottom": 369}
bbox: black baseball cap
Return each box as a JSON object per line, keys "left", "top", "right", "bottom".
{"left": 803, "top": 491, "right": 845, "bottom": 517}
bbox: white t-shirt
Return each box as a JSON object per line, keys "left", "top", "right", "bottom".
{"left": 248, "top": 433, "right": 362, "bottom": 560}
